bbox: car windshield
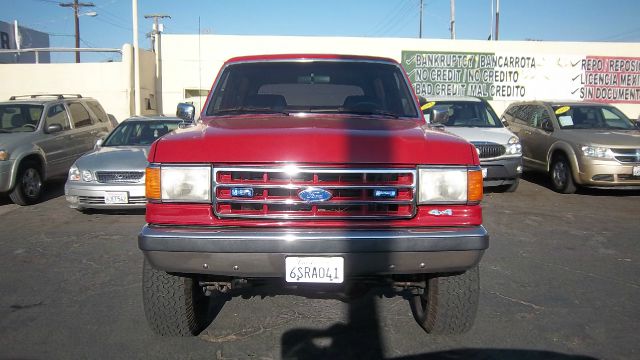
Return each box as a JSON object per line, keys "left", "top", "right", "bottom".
{"left": 552, "top": 105, "right": 635, "bottom": 130}
{"left": 423, "top": 101, "right": 503, "bottom": 128}
{"left": 103, "top": 120, "right": 181, "bottom": 146}
{"left": 205, "top": 60, "right": 419, "bottom": 118}
{"left": 0, "top": 104, "right": 43, "bottom": 133}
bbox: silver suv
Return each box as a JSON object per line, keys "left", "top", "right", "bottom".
{"left": 0, "top": 94, "right": 114, "bottom": 205}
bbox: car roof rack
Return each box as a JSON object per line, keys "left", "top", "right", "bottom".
{"left": 9, "top": 94, "right": 83, "bottom": 100}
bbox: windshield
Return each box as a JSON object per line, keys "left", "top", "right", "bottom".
{"left": 0, "top": 104, "right": 44, "bottom": 133}
{"left": 552, "top": 105, "right": 635, "bottom": 130}
{"left": 205, "top": 60, "right": 419, "bottom": 118}
{"left": 423, "top": 101, "right": 502, "bottom": 128}
{"left": 103, "top": 120, "right": 181, "bottom": 146}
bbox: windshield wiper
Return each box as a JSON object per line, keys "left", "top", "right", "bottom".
{"left": 213, "top": 107, "right": 289, "bottom": 116}
{"left": 339, "top": 110, "right": 400, "bottom": 118}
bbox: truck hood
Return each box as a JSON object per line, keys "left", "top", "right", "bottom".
{"left": 443, "top": 126, "right": 516, "bottom": 145}
{"left": 557, "top": 129, "right": 640, "bottom": 147}
{"left": 151, "top": 115, "right": 477, "bottom": 165}
{"left": 75, "top": 146, "right": 150, "bottom": 171}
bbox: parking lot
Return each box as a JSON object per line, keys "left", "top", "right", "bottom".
{"left": 0, "top": 176, "right": 638, "bottom": 359}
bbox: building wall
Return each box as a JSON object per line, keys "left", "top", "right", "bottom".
{"left": 0, "top": 21, "right": 50, "bottom": 64}
{"left": 160, "top": 35, "right": 640, "bottom": 119}
{"left": 0, "top": 44, "right": 156, "bottom": 122}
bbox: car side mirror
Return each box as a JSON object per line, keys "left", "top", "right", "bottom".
{"left": 635, "top": 120, "right": 640, "bottom": 129}
{"left": 418, "top": 96, "right": 428, "bottom": 107}
{"left": 45, "top": 124, "right": 63, "bottom": 134}
{"left": 176, "top": 103, "right": 196, "bottom": 122}
{"left": 94, "top": 138, "right": 104, "bottom": 149}
{"left": 501, "top": 116, "right": 509, "bottom": 126}
{"left": 431, "top": 108, "right": 449, "bottom": 125}
{"left": 542, "top": 119, "right": 554, "bottom": 132}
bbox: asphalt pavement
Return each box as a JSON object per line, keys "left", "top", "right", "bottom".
{"left": 0, "top": 177, "right": 638, "bottom": 360}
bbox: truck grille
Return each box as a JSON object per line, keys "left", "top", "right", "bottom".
{"left": 213, "top": 167, "right": 416, "bottom": 219}
{"left": 610, "top": 148, "right": 640, "bottom": 163}
{"left": 95, "top": 171, "right": 145, "bottom": 184}
{"left": 472, "top": 142, "right": 505, "bottom": 159}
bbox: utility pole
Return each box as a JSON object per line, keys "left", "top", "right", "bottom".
{"left": 450, "top": 0, "right": 455, "bottom": 39}
{"left": 144, "top": 14, "right": 171, "bottom": 115}
{"left": 132, "top": 0, "right": 141, "bottom": 115}
{"left": 495, "top": 0, "right": 500, "bottom": 41}
{"left": 59, "top": 0, "right": 95, "bottom": 63}
{"left": 419, "top": 0, "right": 423, "bottom": 38}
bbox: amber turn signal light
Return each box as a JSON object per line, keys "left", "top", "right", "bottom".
{"left": 467, "top": 169, "right": 483, "bottom": 203}
{"left": 145, "top": 167, "right": 161, "bottom": 200}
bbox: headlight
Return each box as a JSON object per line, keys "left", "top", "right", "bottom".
{"left": 506, "top": 136, "right": 522, "bottom": 155}
{"left": 146, "top": 165, "right": 211, "bottom": 202}
{"left": 418, "top": 167, "right": 483, "bottom": 204}
{"left": 68, "top": 165, "right": 81, "bottom": 181}
{"left": 0, "top": 150, "right": 9, "bottom": 161}
{"left": 581, "top": 145, "right": 613, "bottom": 159}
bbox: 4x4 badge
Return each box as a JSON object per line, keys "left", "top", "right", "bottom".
{"left": 428, "top": 209, "right": 453, "bottom": 216}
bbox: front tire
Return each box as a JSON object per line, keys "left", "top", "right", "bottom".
{"left": 409, "top": 265, "right": 479, "bottom": 335}
{"left": 142, "top": 258, "right": 213, "bottom": 336}
{"left": 9, "top": 161, "right": 43, "bottom": 206}
{"left": 550, "top": 154, "right": 577, "bottom": 194}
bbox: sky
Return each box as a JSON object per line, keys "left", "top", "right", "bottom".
{"left": 3, "top": 0, "right": 640, "bottom": 62}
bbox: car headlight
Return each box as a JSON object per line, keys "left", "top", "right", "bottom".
{"left": 68, "top": 165, "right": 81, "bottom": 181}
{"left": 506, "top": 136, "right": 522, "bottom": 155}
{"left": 418, "top": 167, "right": 483, "bottom": 204}
{"left": 0, "top": 150, "right": 9, "bottom": 161}
{"left": 581, "top": 145, "right": 613, "bottom": 159}
{"left": 146, "top": 165, "right": 211, "bottom": 202}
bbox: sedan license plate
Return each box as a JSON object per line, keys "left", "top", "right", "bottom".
{"left": 285, "top": 257, "right": 344, "bottom": 283}
{"left": 104, "top": 191, "right": 128, "bottom": 204}
{"left": 481, "top": 167, "right": 488, "bottom": 178}
{"left": 634, "top": 166, "right": 640, "bottom": 177}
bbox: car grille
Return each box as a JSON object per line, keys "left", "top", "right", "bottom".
{"left": 77, "top": 196, "right": 146, "bottom": 205}
{"left": 213, "top": 167, "right": 416, "bottom": 219}
{"left": 610, "top": 148, "right": 640, "bottom": 163}
{"left": 95, "top": 171, "right": 145, "bottom": 184}
{"left": 472, "top": 142, "right": 506, "bottom": 159}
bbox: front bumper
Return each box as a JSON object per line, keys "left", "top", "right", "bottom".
{"left": 480, "top": 156, "right": 522, "bottom": 187}
{"left": 139, "top": 226, "right": 489, "bottom": 277}
{"left": 576, "top": 157, "right": 640, "bottom": 188}
{"left": 65, "top": 181, "right": 146, "bottom": 209}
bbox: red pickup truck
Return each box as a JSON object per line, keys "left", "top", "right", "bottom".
{"left": 138, "top": 54, "right": 488, "bottom": 336}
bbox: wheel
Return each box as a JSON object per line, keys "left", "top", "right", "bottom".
{"left": 550, "top": 154, "right": 577, "bottom": 194}
{"left": 9, "top": 161, "right": 43, "bottom": 206}
{"left": 502, "top": 177, "right": 520, "bottom": 193}
{"left": 142, "top": 258, "right": 216, "bottom": 336}
{"left": 409, "top": 265, "right": 479, "bottom": 335}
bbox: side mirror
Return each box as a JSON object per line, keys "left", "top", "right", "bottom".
{"left": 176, "top": 103, "right": 196, "bottom": 122}
{"left": 635, "top": 120, "right": 640, "bottom": 129}
{"left": 542, "top": 119, "right": 554, "bottom": 132}
{"left": 431, "top": 108, "right": 450, "bottom": 125}
{"left": 501, "top": 116, "right": 509, "bottom": 126}
{"left": 94, "top": 138, "right": 104, "bottom": 149}
{"left": 418, "top": 96, "right": 428, "bottom": 107}
{"left": 45, "top": 124, "right": 63, "bottom": 134}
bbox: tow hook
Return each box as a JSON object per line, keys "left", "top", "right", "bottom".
{"left": 200, "top": 278, "right": 248, "bottom": 296}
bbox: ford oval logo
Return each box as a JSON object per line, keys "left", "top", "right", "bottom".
{"left": 298, "top": 187, "right": 332, "bottom": 203}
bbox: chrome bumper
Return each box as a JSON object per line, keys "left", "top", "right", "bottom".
{"left": 139, "top": 226, "right": 489, "bottom": 277}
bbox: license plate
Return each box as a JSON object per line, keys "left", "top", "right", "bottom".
{"left": 104, "top": 191, "right": 128, "bottom": 204}
{"left": 482, "top": 167, "right": 488, "bottom": 178}
{"left": 285, "top": 257, "right": 344, "bottom": 283}
{"left": 634, "top": 166, "right": 640, "bottom": 177}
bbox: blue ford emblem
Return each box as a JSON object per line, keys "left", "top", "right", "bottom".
{"left": 298, "top": 187, "right": 332, "bottom": 202}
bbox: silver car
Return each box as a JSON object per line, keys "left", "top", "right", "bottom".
{"left": 65, "top": 116, "right": 185, "bottom": 210}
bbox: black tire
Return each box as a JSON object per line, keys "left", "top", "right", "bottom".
{"left": 9, "top": 161, "right": 43, "bottom": 206}
{"left": 500, "top": 177, "right": 520, "bottom": 193}
{"left": 142, "top": 258, "right": 213, "bottom": 336}
{"left": 550, "top": 154, "right": 577, "bottom": 194}
{"left": 409, "top": 265, "right": 479, "bottom": 335}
